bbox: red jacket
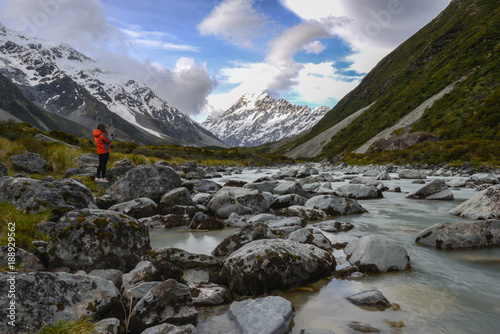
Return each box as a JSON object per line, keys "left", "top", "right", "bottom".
{"left": 93, "top": 129, "right": 112, "bottom": 154}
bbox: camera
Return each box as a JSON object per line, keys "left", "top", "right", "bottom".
{"left": 110, "top": 133, "right": 116, "bottom": 138}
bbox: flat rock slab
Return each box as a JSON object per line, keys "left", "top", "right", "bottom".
{"left": 415, "top": 220, "right": 500, "bottom": 249}
{"left": 228, "top": 296, "right": 294, "bottom": 334}
{"left": 449, "top": 185, "right": 500, "bottom": 220}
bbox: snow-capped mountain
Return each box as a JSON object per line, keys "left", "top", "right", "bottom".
{"left": 202, "top": 91, "right": 330, "bottom": 147}
{"left": 0, "top": 22, "right": 225, "bottom": 147}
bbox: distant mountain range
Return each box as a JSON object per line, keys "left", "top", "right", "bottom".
{"left": 202, "top": 91, "right": 329, "bottom": 147}
{"left": 0, "top": 22, "right": 225, "bottom": 147}
{"left": 267, "top": 0, "right": 499, "bottom": 162}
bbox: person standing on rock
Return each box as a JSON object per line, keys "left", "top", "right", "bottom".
{"left": 93, "top": 123, "right": 114, "bottom": 182}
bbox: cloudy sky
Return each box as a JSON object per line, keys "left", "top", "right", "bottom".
{"left": 0, "top": 0, "right": 451, "bottom": 121}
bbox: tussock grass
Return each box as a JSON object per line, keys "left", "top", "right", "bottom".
{"left": 34, "top": 317, "right": 98, "bottom": 334}
{"left": 0, "top": 203, "right": 51, "bottom": 253}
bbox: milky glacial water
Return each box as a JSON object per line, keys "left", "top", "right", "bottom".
{"left": 149, "top": 168, "right": 500, "bottom": 334}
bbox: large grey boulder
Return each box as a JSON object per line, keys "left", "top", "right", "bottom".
{"left": 273, "top": 181, "right": 307, "bottom": 197}
{"left": 449, "top": 185, "right": 500, "bottom": 219}
{"left": 0, "top": 272, "right": 119, "bottom": 333}
{"left": 221, "top": 239, "right": 336, "bottom": 295}
{"left": 399, "top": 169, "right": 426, "bottom": 179}
{"left": 0, "top": 162, "right": 7, "bottom": 176}
{"left": 212, "top": 222, "right": 277, "bottom": 257}
{"left": 267, "top": 217, "right": 305, "bottom": 236}
{"left": 286, "top": 228, "right": 334, "bottom": 252}
{"left": 123, "top": 282, "right": 162, "bottom": 310}
{"left": 95, "top": 318, "right": 123, "bottom": 334}
{"left": 193, "top": 180, "right": 222, "bottom": 193}
{"left": 121, "top": 261, "right": 161, "bottom": 291}
{"left": 344, "top": 235, "right": 410, "bottom": 273}
{"left": 228, "top": 296, "right": 294, "bottom": 334}
{"left": 271, "top": 194, "right": 308, "bottom": 209}
{"left": 88, "top": 269, "right": 124, "bottom": 288}
{"left": 346, "top": 290, "right": 391, "bottom": 310}
{"left": 190, "top": 283, "right": 232, "bottom": 306}
{"left": 334, "top": 184, "right": 383, "bottom": 199}
{"left": 0, "top": 246, "right": 44, "bottom": 271}
{"left": 305, "top": 195, "right": 367, "bottom": 216}
{"left": 128, "top": 279, "right": 198, "bottom": 333}
{"left": 349, "top": 176, "right": 381, "bottom": 187}
{"left": 108, "top": 197, "right": 158, "bottom": 219}
{"left": 111, "top": 165, "right": 182, "bottom": 203}
{"left": 9, "top": 152, "right": 46, "bottom": 174}
{"left": 160, "top": 188, "right": 194, "bottom": 207}
{"left": 244, "top": 180, "right": 280, "bottom": 193}
{"left": 415, "top": 220, "right": 500, "bottom": 249}
{"left": 75, "top": 153, "right": 99, "bottom": 165}
{"left": 275, "top": 205, "right": 327, "bottom": 221}
{"left": 406, "top": 179, "right": 453, "bottom": 200}
{"left": 0, "top": 176, "right": 96, "bottom": 219}
{"left": 207, "top": 186, "right": 272, "bottom": 218}
{"left": 48, "top": 209, "right": 151, "bottom": 272}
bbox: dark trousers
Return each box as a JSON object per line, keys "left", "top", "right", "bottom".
{"left": 96, "top": 152, "right": 109, "bottom": 178}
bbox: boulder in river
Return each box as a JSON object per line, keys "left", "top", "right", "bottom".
{"left": 399, "top": 169, "right": 426, "bottom": 179}
{"left": 207, "top": 186, "right": 272, "bottom": 218}
{"left": 415, "top": 220, "right": 500, "bottom": 249}
{"left": 305, "top": 195, "right": 368, "bottom": 216}
{"left": 334, "top": 184, "right": 383, "bottom": 199}
{"left": 405, "top": 179, "right": 454, "bottom": 200}
{"left": 228, "top": 296, "right": 294, "bottom": 334}
{"left": 0, "top": 272, "right": 119, "bottom": 333}
{"left": 221, "top": 239, "right": 336, "bottom": 295}
{"left": 286, "top": 227, "right": 334, "bottom": 252}
{"left": 344, "top": 235, "right": 410, "bottom": 273}
{"left": 212, "top": 222, "right": 277, "bottom": 257}
{"left": 346, "top": 290, "right": 391, "bottom": 310}
{"left": 48, "top": 209, "right": 151, "bottom": 272}
{"left": 108, "top": 197, "right": 158, "bottom": 219}
{"left": 449, "top": 185, "right": 500, "bottom": 219}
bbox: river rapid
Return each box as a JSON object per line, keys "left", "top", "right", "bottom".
{"left": 149, "top": 167, "right": 500, "bottom": 334}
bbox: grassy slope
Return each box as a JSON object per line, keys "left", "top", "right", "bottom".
{"left": 271, "top": 0, "right": 499, "bottom": 165}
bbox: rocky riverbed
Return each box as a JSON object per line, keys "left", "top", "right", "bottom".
{"left": 0, "top": 155, "right": 499, "bottom": 334}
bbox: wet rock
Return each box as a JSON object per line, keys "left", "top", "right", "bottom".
{"left": 88, "top": 269, "right": 124, "bottom": 288}
{"left": 212, "top": 222, "right": 277, "bottom": 257}
{"left": 160, "top": 188, "right": 194, "bottom": 207}
{"left": 190, "top": 283, "right": 232, "bottom": 306}
{"left": 271, "top": 194, "right": 308, "bottom": 209}
{"left": 140, "top": 323, "right": 197, "bottom": 334}
{"left": 344, "top": 235, "right": 410, "bottom": 273}
{"left": 108, "top": 197, "right": 158, "bottom": 219}
{"left": 193, "top": 180, "right": 222, "bottom": 193}
{"left": 311, "top": 220, "right": 354, "bottom": 233}
{"left": 0, "top": 246, "right": 44, "bottom": 271}
{"left": 139, "top": 214, "right": 190, "bottom": 229}
{"left": 334, "top": 184, "right": 383, "bottom": 199}
{"left": 221, "top": 239, "right": 336, "bottom": 295}
{"left": 267, "top": 217, "right": 305, "bottom": 236}
{"left": 243, "top": 180, "right": 279, "bottom": 193}
{"left": 376, "top": 170, "right": 391, "bottom": 181}
{"left": 48, "top": 209, "right": 151, "bottom": 272}
{"left": 449, "top": 185, "right": 500, "bottom": 219}
{"left": 111, "top": 165, "right": 182, "bottom": 203}
{"left": 228, "top": 296, "right": 294, "bottom": 334}
{"left": 207, "top": 186, "right": 272, "bottom": 218}
{"left": 287, "top": 228, "right": 334, "bottom": 252}
{"left": 415, "top": 220, "right": 500, "bottom": 249}
{"left": 128, "top": 279, "right": 198, "bottom": 333}
{"left": 406, "top": 179, "right": 453, "bottom": 200}
{"left": 348, "top": 321, "right": 381, "bottom": 333}
{"left": 95, "top": 318, "right": 123, "bottom": 334}
{"left": 9, "top": 152, "right": 46, "bottom": 174}
{"left": 273, "top": 181, "right": 307, "bottom": 197}
{"left": 0, "top": 176, "right": 96, "bottom": 220}
{"left": 305, "top": 195, "right": 368, "bottom": 216}
{"left": 192, "top": 217, "right": 225, "bottom": 230}
{"left": 0, "top": 162, "right": 7, "bottom": 176}
{"left": 399, "top": 169, "right": 426, "bottom": 179}
{"left": 189, "top": 212, "right": 210, "bottom": 229}
{"left": 0, "top": 272, "right": 119, "bottom": 333}
{"left": 121, "top": 261, "right": 162, "bottom": 291}
{"left": 275, "top": 205, "right": 327, "bottom": 221}
{"left": 346, "top": 290, "right": 391, "bottom": 310}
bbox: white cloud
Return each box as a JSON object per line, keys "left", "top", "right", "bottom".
{"left": 304, "top": 40, "right": 326, "bottom": 54}
{"left": 197, "top": 0, "right": 269, "bottom": 48}
{"left": 120, "top": 26, "right": 200, "bottom": 52}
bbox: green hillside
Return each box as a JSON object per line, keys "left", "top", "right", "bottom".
{"left": 273, "top": 0, "right": 499, "bottom": 165}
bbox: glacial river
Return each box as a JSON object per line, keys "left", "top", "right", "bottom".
{"left": 149, "top": 168, "right": 500, "bottom": 334}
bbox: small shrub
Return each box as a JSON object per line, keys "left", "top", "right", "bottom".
{"left": 34, "top": 317, "right": 98, "bottom": 334}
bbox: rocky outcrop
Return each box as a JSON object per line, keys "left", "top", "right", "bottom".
{"left": 344, "top": 236, "right": 410, "bottom": 273}
{"left": 48, "top": 209, "right": 151, "bottom": 272}
{"left": 0, "top": 272, "right": 119, "bottom": 333}
{"left": 221, "top": 239, "right": 336, "bottom": 295}
{"left": 370, "top": 132, "right": 438, "bottom": 152}
{"left": 406, "top": 179, "right": 454, "bottom": 200}
{"left": 128, "top": 279, "right": 198, "bottom": 333}
{"left": 8, "top": 152, "right": 47, "bottom": 174}
{"left": 212, "top": 222, "right": 277, "bottom": 257}
{"left": 305, "top": 195, "right": 367, "bottom": 216}
{"left": 207, "top": 186, "right": 272, "bottom": 218}
{"left": 449, "top": 185, "right": 500, "bottom": 219}
{"left": 228, "top": 296, "right": 294, "bottom": 334}
{"left": 110, "top": 165, "right": 182, "bottom": 203}
{"left": 0, "top": 176, "right": 96, "bottom": 219}
{"left": 415, "top": 220, "right": 500, "bottom": 249}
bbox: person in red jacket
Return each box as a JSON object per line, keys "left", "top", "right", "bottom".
{"left": 93, "top": 123, "right": 113, "bottom": 182}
